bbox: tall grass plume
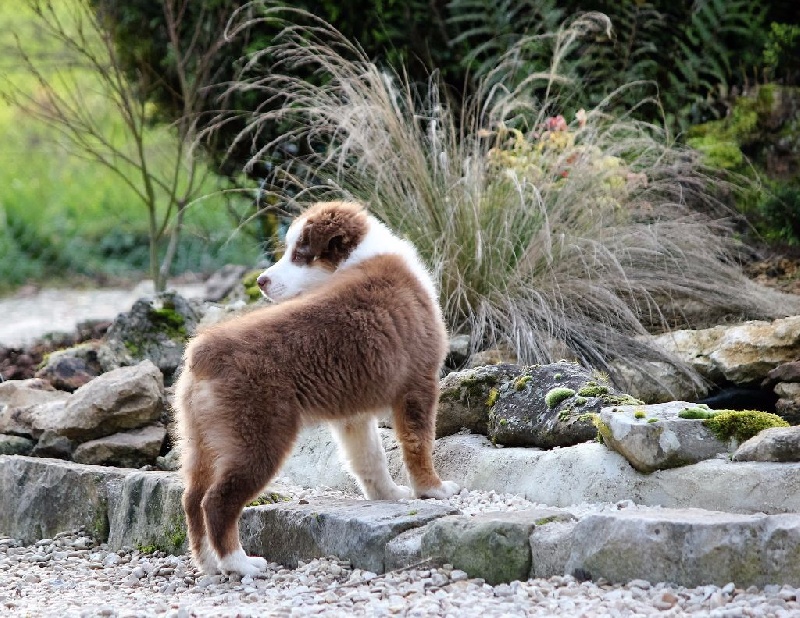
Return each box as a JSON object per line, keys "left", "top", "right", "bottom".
{"left": 220, "top": 8, "right": 799, "bottom": 394}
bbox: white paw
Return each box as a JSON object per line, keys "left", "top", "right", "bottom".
{"left": 219, "top": 549, "right": 268, "bottom": 577}
{"left": 365, "top": 482, "right": 414, "bottom": 501}
{"left": 195, "top": 539, "right": 220, "bottom": 574}
{"left": 389, "top": 484, "right": 414, "bottom": 500}
{"left": 417, "top": 480, "right": 460, "bottom": 500}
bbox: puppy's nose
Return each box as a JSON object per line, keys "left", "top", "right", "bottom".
{"left": 256, "top": 274, "right": 270, "bottom": 289}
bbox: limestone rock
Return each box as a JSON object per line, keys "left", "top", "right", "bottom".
{"left": 35, "top": 343, "right": 102, "bottom": 392}
{"left": 97, "top": 292, "right": 205, "bottom": 384}
{"left": 445, "top": 334, "right": 471, "bottom": 369}
{"left": 733, "top": 426, "right": 800, "bottom": 462}
{"left": 36, "top": 360, "right": 165, "bottom": 442}
{"left": 0, "top": 433, "right": 34, "bottom": 455}
{"left": 239, "top": 498, "right": 458, "bottom": 574}
{"left": 612, "top": 360, "right": 710, "bottom": 404}
{"left": 73, "top": 424, "right": 167, "bottom": 468}
{"left": 564, "top": 508, "right": 800, "bottom": 588}
{"left": 773, "top": 380, "right": 800, "bottom": 425}
{"left": 0, "top": 379, "right": 70, "bottom": 438}
{"left": 420, "top": 509, "right": 575, "bottom": 585}
{"left": 487, "top": 361, "right": 627, "bottom": 448}
{"left": 155, "top": 448, "right": 181, "bottom": 471}
{"left": 31, "top": 430, "right": 73, "bottom": 459}
{"left": 106, "top": 470, "right": 187, "bottom": 554}
{"left": 529, "top": 519, "right": 579, "bottom": 579}
{"left": 597, "top": 402, "right": 729, "bottom": 473}
{"left": 466, "top": 346, "right": 518, "bottom": 369}
{"left": 653, "top": 315, "right": 800, "bottom": 386}
{"left": 436, "top": 364, "right": 522, "bottom": 438}
{"left": 763, "top": 360, "right": 800, "bottom": 387}
{"left": 0, "top": 455, "right": 127, "bottom": 544}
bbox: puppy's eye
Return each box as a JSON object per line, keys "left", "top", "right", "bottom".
{"left": 292, "top": 246, "right": 313, "bottom": 264}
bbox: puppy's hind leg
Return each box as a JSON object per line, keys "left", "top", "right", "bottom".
{"left": 329, "top": 415, "right": 413, "bottom": 500}
{"left": 393, "top": 380, "right": 460, "bottom": 500}
{"left": 202, "top": 407, "right": 300, "bottom": 577}
{"left": 181, "top": 441, "right": 218, "bottom": 574}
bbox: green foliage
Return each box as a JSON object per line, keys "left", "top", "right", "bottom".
{"left": 447, "top": 0, "right": 768, "bottom": 132}
{"left": 763, "top": 22, "right": 800, "bottom": 83}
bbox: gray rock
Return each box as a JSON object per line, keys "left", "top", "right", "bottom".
{"left": 239, "top": 498, "right": 457, "bottom": 574}
{"left": 72, "top": 424, "right": 167, "bottom": 468}
{"left": 97, "top": 292, "right": 205, "bottom": 384}
{"left": 437, "top": 364, "right": 522, "bottom": 438}
{"left": 612, "top": 360, "right": 710, "bottom": 404}
{"left": 35, "top": 343, "right": 102, "bottom": 392}
{"left": 774, "top": 382, "right": 800, "bottom": 425}
{"left": 487, "top": 362, "right": 630, "bottom": 448}
{"left": 597, "top": 402, "right": 729, "bottom": 473}
{"left": 420, "top": 509, "right": 574, "bottom": 585}
{"left": 30, "top": 430, "right": 73, "bottom": 459}
{"left": 0, "top": 378, "right": 69, "bottom": 437}
{"left": 0, "top": 455, "right": 127, "bottom": 544}
{"left": 733, "top": 426, "right": 800, "bottom": 462}
{"left": 106, "top": 470, "right": 187, "bottom": 554}
{"left": 155, "top": 448, "right": 181, "bottom": 471}
{"left": 445, "top": 334, "right": 471, "bottom": 369}
{"left": 203, "top": 264, "right": 249, "bottom": 302}
{"left": 529, "top": 519, "right": 579, "bottom": 579}
{"left": 564, "top": 508, "right": 800, "bottom": 588}
{"left": 37, "top": 360, "right": 165, "bottom": 442}
{"left": 384, "top": 526, "right": 429, "bottom": 571}
{"left": 0, "top": 433, "right": 34, "bottom": 455}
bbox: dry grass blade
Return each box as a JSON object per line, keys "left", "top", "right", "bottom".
{"left": 222, "top": 6, "right": 799, "bottom": 395}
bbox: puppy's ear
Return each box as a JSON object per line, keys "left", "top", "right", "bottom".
{"left": 297, "top": 206, "right": 367, "bottom": 266}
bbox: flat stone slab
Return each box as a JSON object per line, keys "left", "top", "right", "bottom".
{"left": 564, "top": 508, "right": 800, "bottom": 588}
{"left": 2, "top": 455, "right": 800, "bottom": 587}
{"left": 240, "top": 498, "right": 458, "bottom": 574}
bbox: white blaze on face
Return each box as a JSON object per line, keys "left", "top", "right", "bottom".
{"left": 256, "top": 216, "right": 334, "bottom": 302}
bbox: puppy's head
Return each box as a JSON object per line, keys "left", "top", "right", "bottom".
{"left": 257, "top": 201, "right": 369, "bottom": 302}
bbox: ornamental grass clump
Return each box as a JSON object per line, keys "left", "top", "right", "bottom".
{"left": 222, "top": 8, "right": 798, "bottom": 390}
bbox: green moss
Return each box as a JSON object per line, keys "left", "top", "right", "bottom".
{"left": 577, "top": 383, "right": 610, "bottom": 397}
{"left": 545, "top": 387, "right": 576, "bottom": 409}
{"left": 124, "top": 340, "right": 142, "bottom": 357}
{"left": 409, "top": 510, "right": 419, "bottom": 516}
{"left": 558, "top": 409, "right": 571, "bottom": 422}
{"left": 634, "top": 410, "right": 646, "bottom": 419}
{"left": 248, "top": 492, "right": 291, "bottom": 507}
{"left": 148, "top": 305, "right": 187, "bottom": 340}
{"left": 514, "top": 375, "right": 532, "bottom": 391}
{"left": 485, "top": 387, "right": 499, "bottom": 408}
{"left": 574, "top": 396, "right": 588, "bottom": 406}
{"left": 601, "top": 394, "right": 644, "bottom": 406}
{"left": 686, "top": 136, "right": 744, "bottom": 170}
{"left": 678, "top": 406, "right": 715, "bottom": 420}
{"left": 647, "top": 418, "right": 658, "bottom": 424}
{"left": 534, "top": 516, "right": 559, "bottom": 526}
{"left": 553, "top": 373, "right": 562, "bottom": 380}
{"left": 499, "top": 418, "right": 508, "bottom": 426}
{"left": 137, "top": 543, "right": 158, "bottom": 554}
{"left": 703, "top": 410, "right": 789, "bottom": 443}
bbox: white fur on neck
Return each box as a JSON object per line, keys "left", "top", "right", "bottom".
{"left": 344, "top": 217, "right": 441, "bottom": 314}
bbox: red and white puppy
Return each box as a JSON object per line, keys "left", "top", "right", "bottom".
{"left": 174, "top": 201, "right": 459, "bottom": 577}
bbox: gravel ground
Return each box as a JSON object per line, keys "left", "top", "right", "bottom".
{"left": 1, "top": 485, "right": 798, "bottom": 618}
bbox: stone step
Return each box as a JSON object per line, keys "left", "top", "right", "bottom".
{"left": 2, "top": 454, "right": 800, "bottom": 588}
